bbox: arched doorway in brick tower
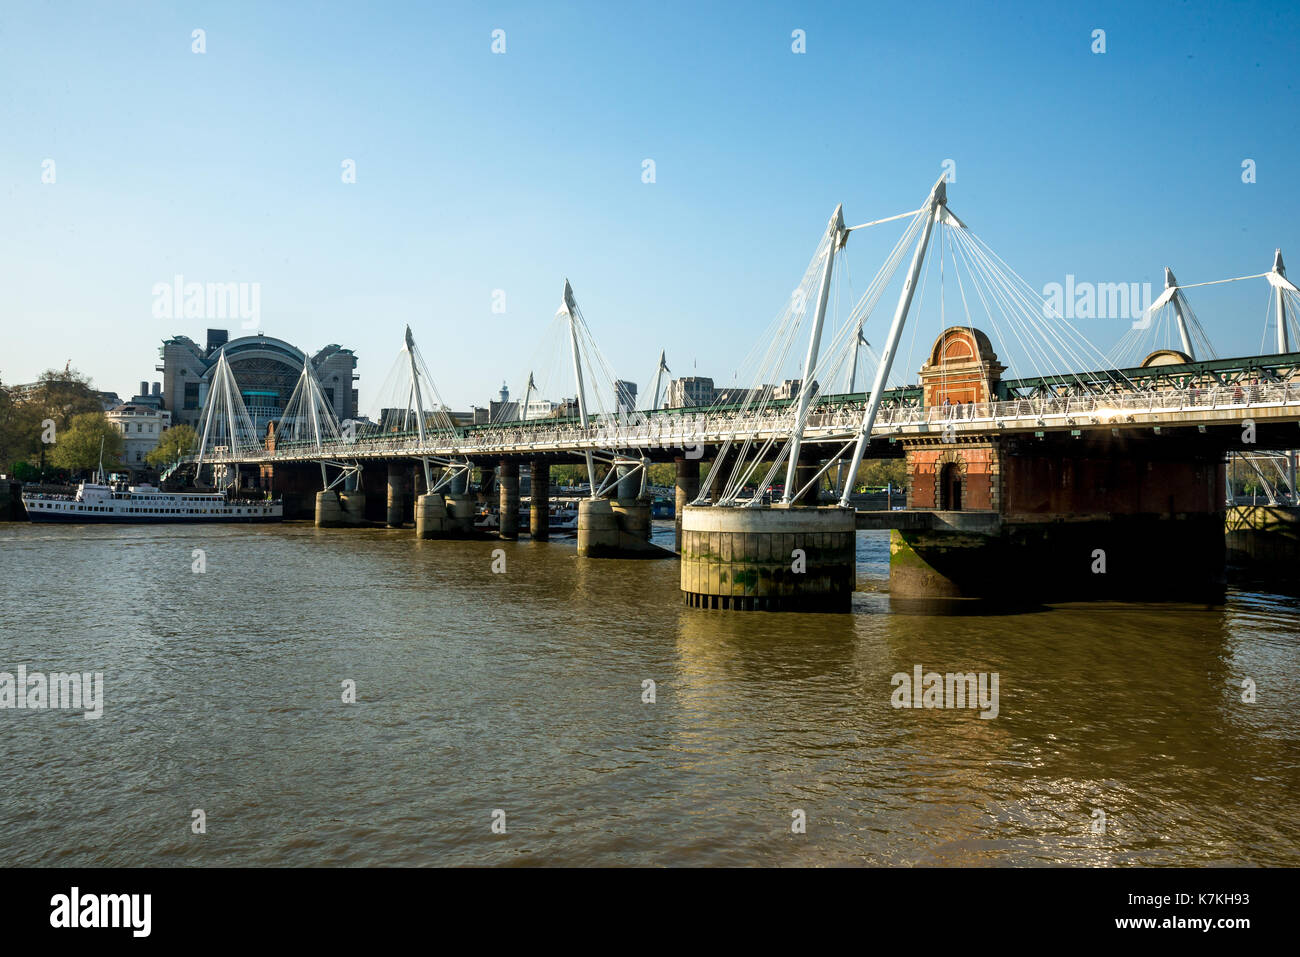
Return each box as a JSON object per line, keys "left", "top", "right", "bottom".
{"left": 939, "top": 461, "right": 963, "bottom": 510}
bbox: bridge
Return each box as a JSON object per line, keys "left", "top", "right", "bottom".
{"left": 177, "top": 174, "right": 1300, "bottom": 612}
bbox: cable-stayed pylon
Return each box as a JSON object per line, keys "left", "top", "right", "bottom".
{"left": 195, "top": 349, "right": 261, "bottom": 470}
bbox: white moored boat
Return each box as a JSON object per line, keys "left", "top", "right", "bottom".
{"left": 22, "top": 481, "right": 282, "bottom": 524}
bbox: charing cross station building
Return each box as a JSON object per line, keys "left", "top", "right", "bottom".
{"left": 157, "top": 329, "right": 359, "bottom": 434}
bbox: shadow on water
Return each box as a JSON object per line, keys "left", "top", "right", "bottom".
{"left": 888, "top": 596, "right": 1052, "bottom": 616}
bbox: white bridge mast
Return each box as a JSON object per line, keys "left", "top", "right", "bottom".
{"left": 650, "top": 350, "right": 669, "bottom": 412}
{"left": 561, "top": 280, "right": 598, "bottom": 496}
{"left": 1273, "top": 250, "right": 1292, "bottom": 354}
{"left": 1166, "top": 268, "right": 1195, "bottom": 359}
{"left": 782, "top": 204, "right": 847, "bottom": 504}
{"left": 838, "top": 175, "right": 951, "bottom": 508}
{"left": 404, "top": 325, "right": 433, "bottom": 488}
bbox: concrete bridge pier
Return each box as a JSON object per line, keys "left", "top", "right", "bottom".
{"left": 338, "top": 470, "right": 366, "bottom": 526}
{"left": 680, "top": 505, "right": 856, "bottom": 611}
{"left": 530, "top": 461, "right": 550, "bottom": 541}
{"left": 498, "top": 460, "right": 520, "bottom": 540}
{"left": 794, "top": 452, "right": 823, "bottom": 506}
{"left": 616, "top": 464, "right": 639, "bottom": 501}
{"left": 386, "top": 462, "right": 409, "bottom": 527}
{"left": 888, "top": 433, "right": 1227, "bottom": 604}
{"left": 577, "top": 498, "right": 671, "bottom": 558}
{"left": 614, "top": 499, "right": 651, "bottom": 541}
{"left": 476, "top": 464, "right": 496, "bottom": 508}
{"left": 443, "top": 469, "right": 475, "bottom": 535}
{"left": 415, "top": 492, "right": 450, "bottom": 538}
{"left": 674, "top": 457, "right": 700, "bottom": 551}
{"left": 708, "top": 451, "right": 733, "bottom": 503}
{"left": 315, "top": 490, "right": 344, "bottom": 528}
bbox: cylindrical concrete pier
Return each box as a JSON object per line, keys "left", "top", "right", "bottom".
{"left": 315, "top": 490, "right": 344, "bottom": 528}
{"left": 386, "top": 463, "right": 408, "bottom": 527}
{"left": 339, "top": 490, "right": 366, "bottom": 525}
{"left": 613, "top": 500, "right": 651, "bottom": 541}
{"left": 577, "top": 498, "right": 671, "bottom": 558}
{"left": 680, "top": 505, "right": 856, "bottom": 612}
{"left": 498, "top": 460, "right": 519, "bottom": 540}
{"left": 415, "top": 492, "right": 449, "bottom": 538}
{"left": 442, "top": 493, "right": 476, "bottom": 535}
{"left": 795, "top": 461, "right": 822, "bottom": 506}
{"left": 577, "top": 499, "right": 619, "bottom": 557}
{"left": 674, "top": 457, "right": 699, "bottom": 552}
{"left": 616, "top": 464, "right": 638, "bottom": 501}
{"left": 530, "top": 461, "right": 550, "bottom": 541}
{"left": 709, "top": 453, "right": 730, "bottom": 503}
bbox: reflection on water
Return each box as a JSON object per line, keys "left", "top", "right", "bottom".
{"left": 0, "top": 521, "right": 1296, "bottom": 866}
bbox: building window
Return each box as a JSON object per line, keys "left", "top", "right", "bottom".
{"left": 184, "top": 382, "right": 200, "bottom": 410}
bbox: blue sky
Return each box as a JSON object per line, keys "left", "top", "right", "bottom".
{"left": 2, "top": 0, "right": 1297, "bottom": 411}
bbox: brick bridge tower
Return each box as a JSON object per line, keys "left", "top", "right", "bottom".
{"left": 890, "top": 328, "right": 1226, "bottom": 604}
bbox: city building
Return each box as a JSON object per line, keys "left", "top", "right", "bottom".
{"left": 773, "top": 378, "right": 803, "bottom": 400}
{"left": 472, "top": 384, "right": 519, "bottom": 424}
{"left": 666, "top": 376, "right": 715, "bottom": 408}
{"left": 126, "top": 382, "right": 164, "bottom": 410}
{"left": 106, "top": 403, "right": 172, "bottom": 469}
{"left": 661, "top": 377, "right": 816, "bottom": 409}
{"left": 614, "top": 379, "right": 638, "bottom": 414}
{"left": 523, "top": 398, "right": 559, "bottom": 420}
{"left": 157, "top": 329, "right": 358, "bottom": 434}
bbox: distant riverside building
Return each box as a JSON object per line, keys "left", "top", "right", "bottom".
{"left": 106, "top": 403, "right": 172, "bottom": 468}
{"left": 666, "top": 376, "right": 715, "bottom": 408}
{"left": 472, "top": 399, "right": 519, "bottom": 424}
{"left": 472, "top": 384, "right": 519, "bottom": 424}
{"left": 157, "top": 328, "right": 358, "bottom": 433}
{"left": 378, "top": 407, "right": 473, "bottom": 431}
{"left": 614, "top": 379, "right": 637, "bottom": 414}
{"left": 773, "top": 378, "right": 803, "bottom": 400}
{"left": 715, "top": 385, "right": 771, "bottom": 406}
{"left": 664, "top": 377, "right": 815, "bottom": 410}
{"left": 126, "top": 381, "right": 164, "bottom": 410}
{"left": 524, "top": 398, "right": 558, "bottom": 420}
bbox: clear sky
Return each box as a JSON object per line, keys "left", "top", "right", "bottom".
{"left": 2, "top": 1, "right": 1297, "bottom": 412}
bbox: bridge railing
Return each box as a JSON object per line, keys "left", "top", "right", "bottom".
{"left": 196, "top": 382, "right": 1300, "bottom": 464}
{"left": 875, "top": 381, "right": 1298, "bottom": 428}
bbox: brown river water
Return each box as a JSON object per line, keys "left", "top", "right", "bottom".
{"left": 0, "top": 520, "right": 1297, "bottom": 866}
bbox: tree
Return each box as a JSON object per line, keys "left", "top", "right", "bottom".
{"left": 0, "top": 367, "right": 103, "bottom": 472}
{"left": 146, "top": 424, "right": 197, "bottom": 468}
{"left": 0, "top": 379, "right": 22, "bottom": 473}
{"left": 29, "top": 367, "right": 102, "bottom": 429}
{"left": 48, "top": 412, "right": 124, "bottom": 473}
{"left": 549, "top": 464, "right": 590, "bottom": 487}
{"left": 857, "top": 458, "right": 907, "bottom": 490}
{"left": 647, "top": 463, "right": 676, "bottom": 487}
